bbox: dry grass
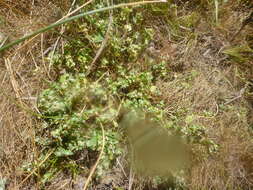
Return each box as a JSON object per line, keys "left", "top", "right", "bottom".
{"left": 154, "top": 2, "right": 253, "bottom": 189}
{"left": 157, "top": 61, "right": 253, "bottom": 189}
{"left": 0, "top": 0, "right": 71, "bottom": 189}
{"left": 0, "top": 0, "right": 252, "bottom": 189}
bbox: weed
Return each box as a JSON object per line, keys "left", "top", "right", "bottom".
{"left": 223, "top": 45, "right": 253, "bottom": 63}
{"left": 35, "top": 73, "right": 123, "bottom": 182}
{"left": 30, "top": 1, "right": 221, "bottom": 187}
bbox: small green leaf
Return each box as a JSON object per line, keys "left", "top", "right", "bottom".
{"left": 55, "top": 147, "right": 73, "bottom": 157}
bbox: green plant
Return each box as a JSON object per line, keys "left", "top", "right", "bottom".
{"left": 35, "top": 73, "right": 123, "bottom": 182}
{"left": 223, "top": 45, "right": 253, "bottom": 63}
{"left": 28, "top": 0, "right": 219, "bottom": 188}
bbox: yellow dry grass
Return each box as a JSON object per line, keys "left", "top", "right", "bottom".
{"left": 154, "top": 3, "right": 253, "bottom": 188}
{"left": 0, "top": 0, "right": 70, "bottom": 189}
{"left": 0, "top": 0, "right": 252, "bottom": 189}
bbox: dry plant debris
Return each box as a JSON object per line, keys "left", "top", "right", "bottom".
{"left": 0, "top": 0, "right": 253, "bottom": 189}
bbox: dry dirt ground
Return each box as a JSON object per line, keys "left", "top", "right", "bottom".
{"left": 0, "top": 0, "right": 253, "bottom": 189}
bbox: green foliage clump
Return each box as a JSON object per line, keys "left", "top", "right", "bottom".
{"left": 36, "top": 74, "right": 122, "bottom": 181}
{"left": 223, "top": 45, "right": 253, "bottom": 63}
{"left": 32, "top": 0, "right": 218, "bottom": 187}
{"left": 52, "top": 2, "right": 154, "bottom": 75}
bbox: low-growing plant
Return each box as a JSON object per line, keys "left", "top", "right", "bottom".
{"left": 223, "top": 45, "right": 253, "bottom": 63}
{"left": 34, "top": 73, "right": 124, "bottom": 182}
{"left": 25, "top": 0, "right": 219, "bottom": 188}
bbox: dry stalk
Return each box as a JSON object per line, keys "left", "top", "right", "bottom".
{"left": 83, "top": 123, "right": 105, "bottom": 190}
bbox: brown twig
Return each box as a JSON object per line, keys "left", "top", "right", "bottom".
{"left": 83, "top": 122, "right": 105, "bottom": 190}
{"left": 231, "top": 11, "right": 253, "bottom": 42}
{"left": 86, "top": 1, "right": 114, "bottom": 76}
{"left": 56, "top": 0, "right": 94, "bottom": 23}
{"left": 4, "top": 58, "right": 21, "bottom": 101}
